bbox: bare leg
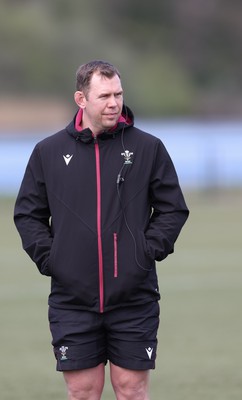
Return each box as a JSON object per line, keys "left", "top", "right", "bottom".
{"left": 63, "top": 363, "right": 105, "bottom": 400}
{"left": 110, "top": 363, "right": 150, "bottom": 400}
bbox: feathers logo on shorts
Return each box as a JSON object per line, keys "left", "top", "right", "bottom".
{"left": 59, "top": 346, "right": 69, "bottom": 361}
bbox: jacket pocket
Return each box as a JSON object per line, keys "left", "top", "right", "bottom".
{"left": 138, "top": 230, "right": 155, "bottom": 270}
{"left": 113, "top": 232, "right": 118, "bottom": 278}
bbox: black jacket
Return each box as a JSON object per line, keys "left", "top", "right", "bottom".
{"left": 14, "top": 106, "right": 189, "bottom": 312}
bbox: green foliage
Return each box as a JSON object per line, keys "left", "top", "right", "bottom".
{"left": 123, "top": 53, "right": 195, "bottom": 116}
{"left": 0, "top": 1, "right": 242, "bottom": 116}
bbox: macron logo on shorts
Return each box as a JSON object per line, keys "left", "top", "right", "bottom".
{"left": 145, "top": 347, "right": 153, "bottom": 360}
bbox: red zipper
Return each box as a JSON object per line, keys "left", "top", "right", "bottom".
{"left": 113, "top": 232, "right": 118, "bottom": 278}
{"left": 94, "top": 137, "right": 104, "bottom": 313}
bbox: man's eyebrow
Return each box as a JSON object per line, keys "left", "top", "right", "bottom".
{"left": 98, "top": 90, "right": 123, "bottom": 97}
{"left": 98, "top": 92, "right": 109, "bottom": 97}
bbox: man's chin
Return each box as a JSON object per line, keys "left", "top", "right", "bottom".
{"left": 103, "top": 120, "right": 118, "bottom": 130}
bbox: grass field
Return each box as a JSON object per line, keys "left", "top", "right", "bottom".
{"left": 1, "top": 190, "right": 242, "bottom": 399}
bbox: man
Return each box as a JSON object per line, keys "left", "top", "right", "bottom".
{"left": 14, "top": 60, "right": 189, "bottom": 400}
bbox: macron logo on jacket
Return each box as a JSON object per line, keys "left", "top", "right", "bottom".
{"left": 63, "top": 154, "right": 73, "bottom": 165}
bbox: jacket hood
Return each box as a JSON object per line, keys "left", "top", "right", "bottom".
{"left": 66, "top": 104, "right": 134, "bottom": 144}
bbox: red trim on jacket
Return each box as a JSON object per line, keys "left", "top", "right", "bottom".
{"left": 94, "top": 136, "right": 104, "bottom": 313}
{"left": 75, "top": 108, "right": 83, "bottom": 131}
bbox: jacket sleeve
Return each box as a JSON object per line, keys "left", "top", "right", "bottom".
{"left": 145, "top": 140, "right": 189, "bottom": 262}
{"left": 14, "top": 145, "right": 52, "bottom": 276}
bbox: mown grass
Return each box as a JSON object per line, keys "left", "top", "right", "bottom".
{"left": 1, "top": 190, "right": 242, "bottom": 399}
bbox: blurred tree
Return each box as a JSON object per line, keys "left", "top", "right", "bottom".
{"left": 0, "top": 0, "right": 242, "bottom": 116}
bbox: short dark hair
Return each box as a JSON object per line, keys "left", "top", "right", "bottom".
{"left": 76, "top": 60, "right": 121, "bottom": 96}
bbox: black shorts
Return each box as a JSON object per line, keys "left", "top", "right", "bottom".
{"left": 49, "top": 301, "right": 160, "bottom": 371}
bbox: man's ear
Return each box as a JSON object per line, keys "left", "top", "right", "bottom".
{"left": 74, "top": 91, "right": 86, "bottom": 109}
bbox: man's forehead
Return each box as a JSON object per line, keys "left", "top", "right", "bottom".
{"left": 90, "top": 72, "right": 122, "bottom": 90}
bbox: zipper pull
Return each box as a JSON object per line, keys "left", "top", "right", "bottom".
{"left": 93, "top": 134, "right": 97, "bottom": 144}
